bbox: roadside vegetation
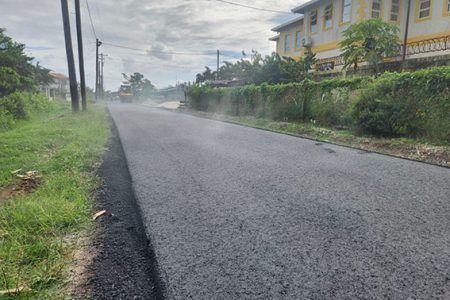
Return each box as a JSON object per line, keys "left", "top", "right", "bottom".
{"left": 0, "top": 103, "right": 109, "bottom": 298}
{"left": 187, "top": 19, "right": 449, "bottom": 166}
{"left": 189, "top": 67, "right": 450, "bottom": 166}
{"left": 188, "top": 67, "right": 450, "bottom": 142}
{"left": 0, "top": 28, "right": 110, "bottom": 298}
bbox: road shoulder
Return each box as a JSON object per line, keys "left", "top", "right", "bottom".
{"left": 86, "top": 118, "right": 165, "bottom": 299}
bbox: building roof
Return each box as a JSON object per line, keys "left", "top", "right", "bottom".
{"left": 271, "top": 15, "right": 304, "bottom": 32}
{"left": 291, "top": 0, "right": 321, "bottom": 14}
{"left": 49, "top": 71, "right": 69, "bottom": 80}
{"left": 269, "top": 35, "right": 280, "bottom": 41}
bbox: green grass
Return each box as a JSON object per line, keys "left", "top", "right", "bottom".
{"left": 0, "top": 102, "right": 109, "bottom": 299}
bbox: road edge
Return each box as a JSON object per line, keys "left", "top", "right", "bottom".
{"left": 88, "top": 111, "right": 167, "bottom": 299}
{"left": 172, "top": 107, "right": 449, "bottom": 170}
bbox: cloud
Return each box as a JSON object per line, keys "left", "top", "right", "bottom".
{"left": 1, "top": 0, "right": 305, "bottom": 89}
{"left": 147, "top": 44, "right": 174, "bottom": 61}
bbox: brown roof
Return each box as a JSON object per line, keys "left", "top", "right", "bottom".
{"left": 49, "top": 72, "right": 69, "bottom": 80}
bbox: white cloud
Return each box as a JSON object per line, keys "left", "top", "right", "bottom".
{"left": 1, "top": 0, "right": 306, "bottom": 89}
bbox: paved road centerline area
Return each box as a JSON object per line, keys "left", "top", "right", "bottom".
{"left": 109, "top": 103, "right": 450, "bottom": 299}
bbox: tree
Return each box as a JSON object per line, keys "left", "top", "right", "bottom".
{"left": 122, "top": 72, "right": 155, "bottom": 100}
{"left": 340, "top": 19, "right": 400, "bottom": 74}
{"left": 300, "top": 46, "right": 317, "bottom": 74}
{"left": 195, "top": 49, "right": 317, "bottom": 85}
{"left": 0, "top": 28, "right": 52, "bottom": 96}
{"left": 195, "top": 67, "right": 216, "bottom": 83}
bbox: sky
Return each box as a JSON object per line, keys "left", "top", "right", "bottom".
{"left": 1, "top": 0, "right": 305, "bottom": 90}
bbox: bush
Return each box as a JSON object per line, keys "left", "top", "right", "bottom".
{"left": 353, "top": 67, "right": 450, "bottom": 141}
{"left": 0, "top": 108, "right": 15, "bottom": 131}
{"left": 188, "top": 77, "right": 368, "bottom": 124}
{"left": 0, "top": 92, "right": 54, "bottom": 122}
{"left": 0, "top": 91, "right": 28, "bottom": 119}
{"left": 0, "top": 66, "right": 21, "bottom": 97}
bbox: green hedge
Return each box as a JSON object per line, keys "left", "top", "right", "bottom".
{"left": 188, "top": 77, "right": 369, "bottom": 126}
{"left": 353, "top": 67, "right": 450, "bottom": 141}
{"left": 188, "top": 67, "right": 450, "bottom": 142}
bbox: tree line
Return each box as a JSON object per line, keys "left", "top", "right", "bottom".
{"left": 195, "top": 19, "right": 400, "bottom": 85}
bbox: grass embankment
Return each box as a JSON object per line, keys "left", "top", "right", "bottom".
{"left": 181, "top": 108, "right": 450, "bottom": 167}
{"left": 0, "top": 102, "right": 109, "bottom": 298}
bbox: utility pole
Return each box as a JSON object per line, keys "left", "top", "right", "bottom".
{"left": 401, "top": 0, "right": 412, "bottom": 71}
{"left": 95, "top": 38, "right": 102, "bottom": 101}
{"left": 75, "top": 0, "right": 87, "bottom": 111}
{"left": 60, "top": 0, "right": 79, "bottom": 112}
{"left": 99, "top": 53, "right": 107, "bottom": 100}
{"left": 216, "top": 49, "right": 220, "bottom": 81}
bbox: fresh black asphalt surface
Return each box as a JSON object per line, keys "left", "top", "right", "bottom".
{"left": 91, "top": 120, "right": 164, "bottom": 299}
{"left": 109, "top": 103, "right": 450, "bottom": 299}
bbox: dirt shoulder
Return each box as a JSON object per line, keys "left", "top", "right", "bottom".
{"left": 179, "top": 108, "right": 450, "bottom": 168}
{"left": 82, "top": 118, "right": 165, "bottom": 299}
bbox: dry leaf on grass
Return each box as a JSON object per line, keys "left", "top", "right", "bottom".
{"left": 93, "top": 210, "right": 107, "bottom": 220}
{"left": 0, "top": 286, "right": 32, "bottom": 295}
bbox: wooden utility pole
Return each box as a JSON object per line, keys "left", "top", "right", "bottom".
{"left": 99, "top": 53, "right": 107, "bottom": 100}
{"left": 401, "top": 0, "right": 412, "bottom": 71}
{"left": 95, "top": 38, "right": 102, "bottom": 101}
{"left": 60, "top": 0, "right": 80, "bottom": 112}
{"left": 75, "top": 0, "right": 87, "bottom": 111}
{"left": 216, "top": 49, "right": 220, "bottom": 81}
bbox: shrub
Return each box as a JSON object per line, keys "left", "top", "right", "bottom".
{"left": 353, "top": 67, "right": 450, "bottom": 141}
{"left": 189, "top": 77, "right": 368, "bottom": 125}
{"left": 25, "top": 92, "right": 54, "bottom": 113}
{"left": 0, "top": 91, "right": 28, "bottom": 119}
{"left": 0, "top": 92, "right": 53, "bottom": 122}
{"left": 0, "top": 108, "right": 15, "bottom": 131}
{"left": 0, "top": 66, "right": 21, "bottom": 97}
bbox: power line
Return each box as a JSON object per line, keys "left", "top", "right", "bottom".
{"left": 214, "top": 0, "right": 292, "bottom": 14}
{"left": 103, "top": 42, "right": 210, "bottom": 55}
{"left": 85, "top": 0, "right": 97, "bottom": 39}
{"left": 102, "top": 41, "right": 243, "bottom": 59}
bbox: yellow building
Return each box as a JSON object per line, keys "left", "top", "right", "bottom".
{"left": 271, "top": 0, "right": 450, "bottom": 70}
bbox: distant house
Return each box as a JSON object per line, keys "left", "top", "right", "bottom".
{"left": 41, "top": 72, "right": 70, "bottom": 100}
{"left": 271, "top": 0, "right": 450, "bottom": 71}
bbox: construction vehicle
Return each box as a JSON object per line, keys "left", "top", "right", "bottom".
{"left": 119, "top": 84, "right": 133, "bottom": 103}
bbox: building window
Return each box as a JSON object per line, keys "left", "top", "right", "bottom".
{"left": 296, "top": 31, "right": 302, "bottom": 49}
{"left": 390, "top": 0, "right": 400, "bottom": 22}
{"left": 341, "top": 0, "right": 351, "bottom": 24}
{"left": 284, "top": 34, "right": 291, "bottom": 52}
{"left": 324, "top": 3, "right": 333, "bottom": 29}
{"left": 445, "top": 0, "right": 450, "bottom": 15}
{"left": 310, "top": 10, "right": 318, "bottom": 33}
{"left": 371, "top": 0, "right": 382, "bottom": 18}
{"left": 417, "top": 0, "right": 432, "bottom": 20}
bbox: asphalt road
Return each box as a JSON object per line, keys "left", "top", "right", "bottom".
{"left": 109, "top": 103, "right": 450, "bottom": 299}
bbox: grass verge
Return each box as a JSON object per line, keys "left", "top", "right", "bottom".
{"left": 180, "top": 108, "right": 450, "bottom": 168}
{"left": 0, "top": 102, "right": 109, "bottom": 298}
